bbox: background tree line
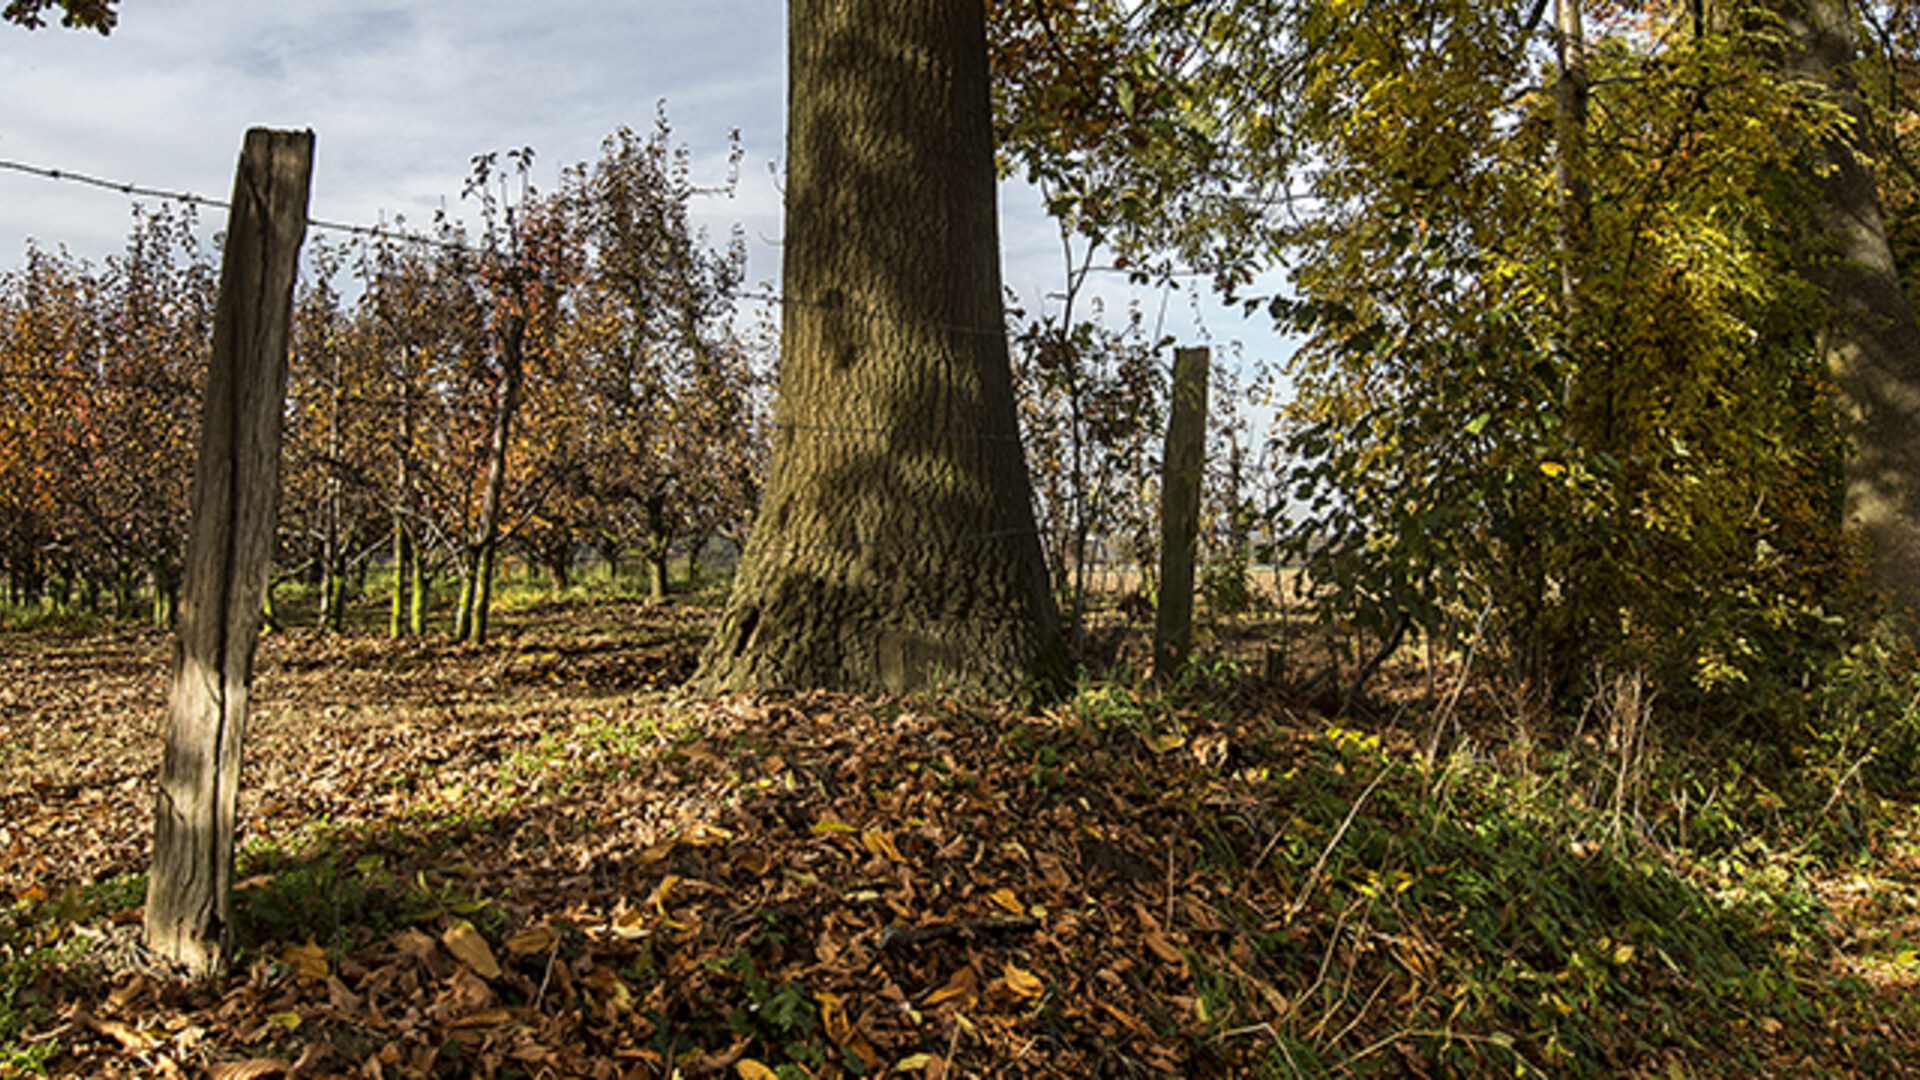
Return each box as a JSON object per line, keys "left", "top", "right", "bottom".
{"left": 0, "top": 114, "right": 772, "bottom": 642}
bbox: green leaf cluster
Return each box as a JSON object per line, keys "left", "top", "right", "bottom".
{"left": 1008, "top": 1, "right": 1862, "bottom": 707}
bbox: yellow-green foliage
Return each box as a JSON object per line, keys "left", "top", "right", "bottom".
{"left": 1259, "top": 1, "right": 1854, "bottom": 704}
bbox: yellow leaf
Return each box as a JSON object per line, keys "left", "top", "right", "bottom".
{"left": 894, "top": 1053, "right": 937, "bottom": 1072}
{"left": 636, "top": 839, "right": 677, "bottom": 867}
{"left": 266, "top": 1010, "right": 303, "bottom": 1031}
{"left": 735, "top": 1062, "right": 780, "bottom": 1080}
{"left": 1003, "top": 962, "right": 1044, "bottom": 998}
{"left": 1146, "top": 731, "right": 1186, "bottom": 754}
{"left": 811, "top": 817, "right": 856, "bottom": 835}
{"left": 611, "top": 905, "right": 649, "bottom": 939}
{"left": 987, "top": 888, "right": 1025, "bottom": 916}
{"left": 862, "top": 828, "right": 904, "bottom": 862}
{"left": 280, "top": 940, "right": 329, "bottom": 982}
{"left": 1540, "top": 461, "right": 1566, "bottom": 477}
{"left": 582, "top": 966, "right": 633, "bottom": 1013}
{"left": 820, "top": 989, "right": 853, "bottom": 1044}
{"left": 648, "top": 875, "right": 689, "bottom": 929}
{"left": 924, "top": 965, "right": 978, "bottom": 1008}
{"left": 505, "top": 925, "right": 558, "bottom": 956}
{"left": 443, "top": 923, "right": 502, "bottom": 979}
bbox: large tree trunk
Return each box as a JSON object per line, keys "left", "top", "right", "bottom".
{"left": 1790, "top": 0, "right": 1920, "bottom": 613}
{"left": 695, "top": 0, "right": 1058, "bottom": 694}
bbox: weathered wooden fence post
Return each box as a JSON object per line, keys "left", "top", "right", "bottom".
{"left": 1154, "top": 346, "right": 1210, "bottom": 679}
{"left": 145, "top": 128, "right": 313, "bottom": 977}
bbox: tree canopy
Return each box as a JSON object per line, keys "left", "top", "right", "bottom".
{"left": 990, "top": 0, "right": 1920, "bottom": 713}
{"left": 3, "top": 0, "right": 116, "bottom": 33}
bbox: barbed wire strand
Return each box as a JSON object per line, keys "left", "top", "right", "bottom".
{"left": 0, "top": 157, "right": 470, "bottom": 254}
{"left": 0, "top": 156, "right": 1156, "bottom": 567}
{"left": 0, "top": 156, "right": 1030, "bottom": 340}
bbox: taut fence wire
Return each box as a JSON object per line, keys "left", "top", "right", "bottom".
{"left": 0, "top": 151, "right": 1155, "bottom": 565}
{"left": 2, "top": 155, "right": 1022, "bottom": 342}
{"left": 0, "top": 156, "right": 469, "bottom": 253}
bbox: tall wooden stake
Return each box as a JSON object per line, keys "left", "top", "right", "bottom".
{"left": 145, "top": 128, "right": 313, "bottom": 978}
{"left": 1154, "top": 346, "right": 1209, "bottom": 679}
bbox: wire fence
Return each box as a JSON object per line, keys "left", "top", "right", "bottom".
{"left": 2, "top": 155, "right": 1011, "bottom": 341}
{"left": 0, "top": 148, "right": 1221, "bottom": 600}
{"left": 0, "top": 156, "right": 470, "bottom": 254}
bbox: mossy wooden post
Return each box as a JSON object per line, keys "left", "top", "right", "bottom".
{"left": 145, "top": 128, "right": 312, "bottom": 978}
{"left": 1154, "top": 346, "right": 1209, "bottom": 679}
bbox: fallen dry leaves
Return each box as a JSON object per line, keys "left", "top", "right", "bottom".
{"left": 1, "top": 613, "right": 1282, "bottom": 1077}
{"left": 2, "top": 604, "right": 1918, "bottom": 1078}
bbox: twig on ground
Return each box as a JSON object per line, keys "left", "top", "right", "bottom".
{"left": 1287, "top": 764, "right": 1393, "bottom": 924}
{"left": 876, "top": 917, "right": 1039, "bottom": 951}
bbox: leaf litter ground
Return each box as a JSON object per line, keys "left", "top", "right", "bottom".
{"left": 3, "top": 600, "right": 1920, "bottom": 1078}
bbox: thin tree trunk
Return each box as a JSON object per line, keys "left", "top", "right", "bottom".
{"left": 474, "top": 543, "right": 496, "bottom": 643}
{"left": 459, "top": 312, "right": 524, "bottom": 644}
{"left": 1154, "top": 347, "right": 1209, "bottom": 679}
{"left": 388, "top": 517, "right": 411, "bottom": 638}
{"left": 647, "top": 549, "right": 670, "bottom": 602}
{"left": 409, "top": 543, "right": 429, "bottom": 636}
{"left": 453, "top": 552, "right": 476, "bottom": 640}
{"left": 145, "top": 128, "right": 311, "bottom": 978}
{"left": 1555, "top": 0, "right": 1592, "bottom": 328}
{"left": 695, "top": 0, "right": 1058, "bottom": 694}
{"left": 389, "top": 382, "right": 416, "bottom": 638}
{"left": 319, "top": 363, "right": 344, "bottom": 631}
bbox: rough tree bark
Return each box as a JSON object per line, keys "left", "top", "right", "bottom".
{"left": 145, "top": 127, "right": 311, "bottom": 978}
{"left": 695, "top": 0, "right": 1058, "bottom": 694}
{"left": 1789, "top": 0, "right": 1920, "bottom": 614}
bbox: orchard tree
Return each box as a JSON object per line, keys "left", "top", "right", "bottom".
{"left": 353, "top": 224, "right": 486, "bottom": 637}
{"left": 88, "top": 205, "right": 214, "bottom": 621}
{"left": 450, "top": 150, "right": 580, "bottom": 644}
{"left": 284, "top": 239, "right": 403, "bottom": 631}
{"left": 1009, "top": 298, "right": 1165, "bottom": 648}
{"left": 561, "top": 117, "right": 758, "bottom": 601}
{"left": 697, "top": 0, "right": 1059, "bottom": 694}
{"left": 0, "top": 245, "right": 99, "bottom": 608}
{"left": 0, "top": 209, "right": 212, "bottom": 619}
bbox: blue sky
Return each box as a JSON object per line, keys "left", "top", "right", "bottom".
{"left": 0, "top": 1, "right": 1284, "bottom": 394}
